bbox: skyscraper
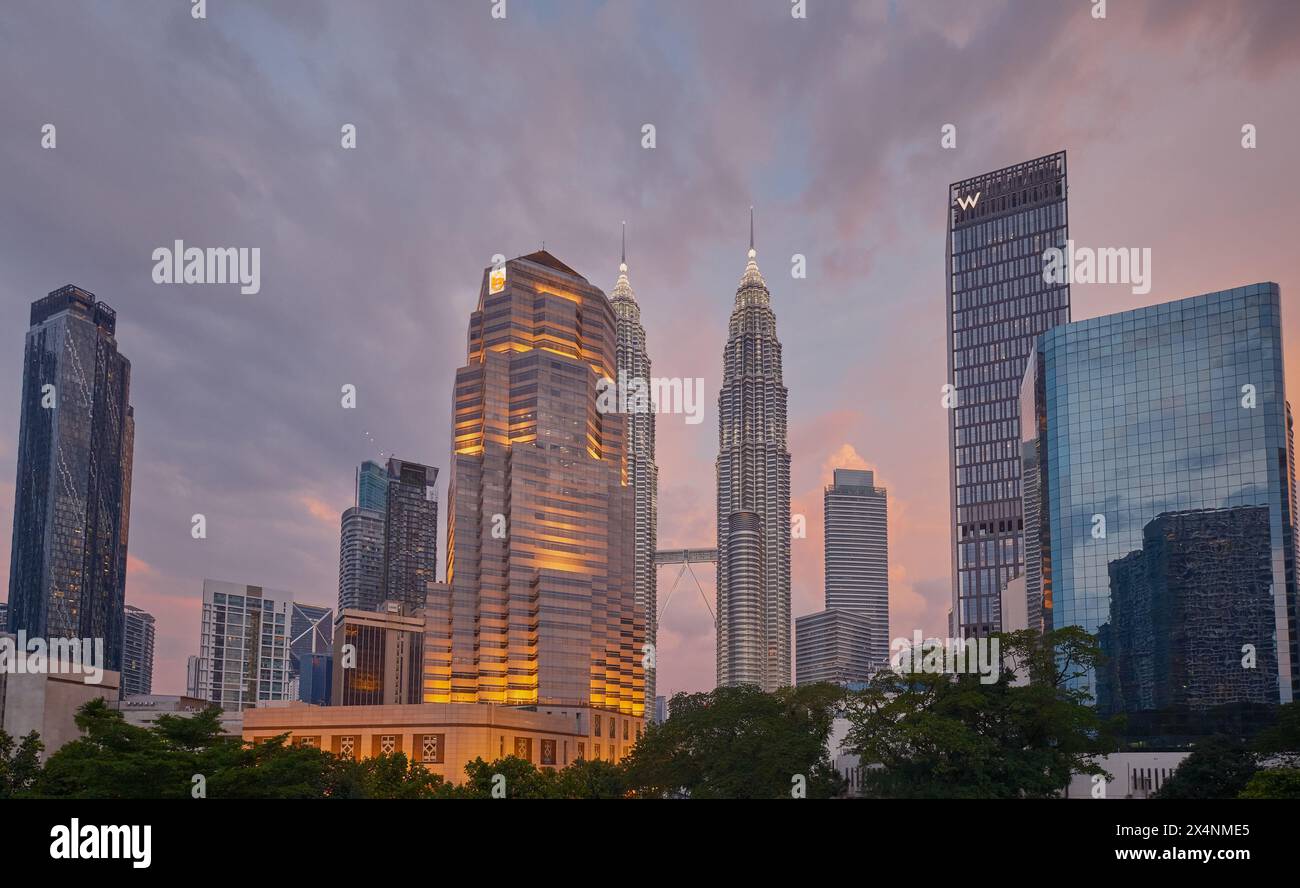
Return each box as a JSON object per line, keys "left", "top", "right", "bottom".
{"left": 195, "top": 580, "right": 293, "bottom": 711}
{"left": 610, "top": 225, "right": 659, "bottom": 716}
{"left": 333, "top": 601, "right": 424, "bottom": 706}
{"left": 289, "top": 602, "right": 332, "bottom": 703}
{"left": 7, "top": 285, "right": 135, "bottom": 672}
{"left": 824, "top": 468, "right": 889, "bottom": 665}
{"left": 1098, "top": 507, "right": 1277, "bottom": 715}
{"left": 338, "top": 460, "right": 387, "bottom": 613}
{"left": 120, "top": 604, "right": 155, "bottom": 697}
{"left": 381, "top": 458, "right": 439, "bottom": 613}
{"left": 429, "top": 250, "right": 643, "bottom": 716}
{"left": 356, "top": 459, "right": 388, "bottom": 512}
{"left": 946, "top": 152, "right": 1069, "bottom": 638}
{"left": 1020, "top": 283, "right": 1298, "bottom": 704}
{"left": 794, "top": 609, "right": 873, "bottom": 687}
{"left": 716, "top": 213, "right": 792, "bottom": 691}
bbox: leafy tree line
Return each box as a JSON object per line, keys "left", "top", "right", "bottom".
{"left": 5, "top": 629, "right": 1298, "bottom": 799}
{"left": 1154, "top": 703, "right": 1300, "bottom": 799}
{"left": 0, "top": 686, "right": 846, "bottom": 799}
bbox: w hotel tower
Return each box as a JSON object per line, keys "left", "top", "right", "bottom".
{"left": 429, "top": 251, "right": 644, "bottom": 718}
{"left": 946, "top": 152, "right": 1069, "bottom": 638}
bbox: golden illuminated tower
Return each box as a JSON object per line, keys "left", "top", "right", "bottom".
{"left": 425, "top": 251, "right": 644, "bottom": 718}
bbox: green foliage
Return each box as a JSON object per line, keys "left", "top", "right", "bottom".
{"left": 621, "top": 683, "right": 846, "bottom": 798}
{"left": 843, "top": 627, "right": 1118, "bottom": 798}
{"left": 1239, "top": 767, "right": 1300, "bottom": 799}
{"left": 0, "top": 728, "right": 44, "bottom": 798}
{"left": 1152, "top": 738, "right": 1259, "bottom": 799}
{"left": 26, "top": 699, "right": 455, "bottom": 799}
{"left": 1252, "top": 702, "right": 1300, "bottom": 760}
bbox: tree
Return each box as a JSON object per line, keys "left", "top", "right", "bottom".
{"left": 553, "top": 757, "right": 628, "bottom": 799}
{"left": 1253, "top": 702, "right": 1300, "bottom": 765}
{"left": 0, "top": 729, "right": 44, "bottom": 798}
{"left": 1152, "top": 738, "right": 1258, "bottom": 800}
{"left": 461, "top": 755, "right": 561, "bottom": 798}
{"left": 842, "top": 627, "right": 1117, "bottom": 798}
{"left": 621, "top": 683, "right": 846, "bottom": 798}
{"left": 1239, "top": 768, "right": 1300, "bottom": 799}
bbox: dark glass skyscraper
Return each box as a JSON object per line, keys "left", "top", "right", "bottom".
{"left": 120, "top": 604, "right": 155, "bottom": 696}
{"left": 946, "top": 152, "right": 1069, "bottom": 638}
{"left": 717, "top": 218, "right": 792, "bottom": 691}
{"left": 380, "top": 458, "right": 438, "bottom": 613}
{"left": 1021, "top": 283, "right": 1298, "bottom": 704}
{"left": 1097, "top": 507, "right": 1277, "bottom": 714}
{"left": 8, "top": 285, "right": 134, "bottom": 672}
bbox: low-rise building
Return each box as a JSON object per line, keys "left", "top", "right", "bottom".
{"left": 242, "top": 702, "right": 643, "bottom": 782}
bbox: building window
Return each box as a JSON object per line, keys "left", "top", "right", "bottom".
{"left": 379, "top": 735, "right": 396, "bottom": 755}
{"left": 339, "top": 736, "right": 356, "bottom": 759}
{"left": 577, "top": 742, "right": 585, "bottom": 760}
{"left": 541, "top": 739, "right": 557, "bottom": 766}
{"left": 419, "top": 734, "right": 445, "bottom": 764}
{"left": 296, "top": 736, "right": 320, "bottom": 749}
{"left": 514, "top": 737, "right": 532, "bottom": 762}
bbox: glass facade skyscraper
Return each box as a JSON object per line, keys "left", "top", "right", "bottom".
{"left": 1021, "top": 283, "right": 1298, "bottom": 705}
{"left": 8, "top": 285, "right": 135, "bottom": 672}
{"left": 380, "top": 458, "right": 438, "bottom": 613}
{"left": 356, "top": 459, "right": 388, "bottom": 513}
{"left": 717, "top": 220, "right": 792, "bottom": 691}
{"left": 947, "top": 153, "right": 1069, "bottom": 638}
{"left": 429, "top": 251, "right": 643, "bottom": 716}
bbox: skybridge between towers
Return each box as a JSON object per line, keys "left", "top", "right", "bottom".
{"left": 654, "top": 548, "right": 717, "bottom": 625}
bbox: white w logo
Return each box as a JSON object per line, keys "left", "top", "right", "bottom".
{"left": 954, "top": 191, "right": 980, "bottom": 210}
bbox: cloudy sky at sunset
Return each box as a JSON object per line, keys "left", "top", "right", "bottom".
{"left": 2, "top": 0, "right": 1299, "bottom": 698}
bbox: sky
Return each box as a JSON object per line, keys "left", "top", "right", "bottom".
{"left": 1, "top": 0, "right": 1299, "bottom": 699}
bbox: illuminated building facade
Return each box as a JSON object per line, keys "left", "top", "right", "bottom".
{"left": 609, "top": 227, "right": 659, "bottom": 715}
{"left": 428, "top": 251, "right": 643, "bottom": 717}
{"left": 717, "top": 218, "right": 792, "bottom": 691}
{"left": 946, "top": 152, "right": 1070, "bottom": 638}
{"left": 243, "top": 701, "right": 643, "bottom": 780}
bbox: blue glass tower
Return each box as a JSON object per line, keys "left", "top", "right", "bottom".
{"left": 1021, "top": 283, "right": 1298, "bottom": 705}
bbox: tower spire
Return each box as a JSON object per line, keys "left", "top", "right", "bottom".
{"left": 621, "top": 220, "right": 626, "bottom": 267}
{"left": 749, "top": 206, "right": 754, "bottom": 253}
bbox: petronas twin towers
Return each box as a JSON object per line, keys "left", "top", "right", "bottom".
{"left": 616, "top": 215, "right": 793, "bottom": 696}
{"left": 715, "top": 215, "right": 792, "bottom": 691}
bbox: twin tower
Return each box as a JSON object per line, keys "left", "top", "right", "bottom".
{"left": 435, "top": 221, "right": 790, "bottom": 719}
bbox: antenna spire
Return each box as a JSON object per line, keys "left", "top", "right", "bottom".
{"left": 621, "top": 221, "right": 626, "bottom": 265}
{"left": 748, "top": 206, "right": 756, "bottom": 257}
